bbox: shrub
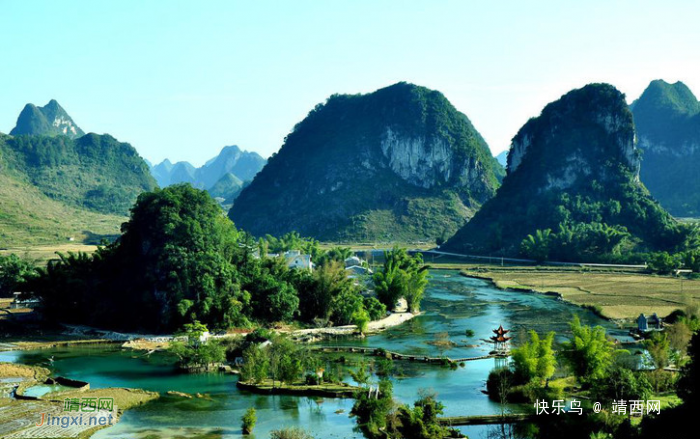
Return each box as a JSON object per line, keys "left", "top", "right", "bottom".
{"left": 305, "top": 373, "right": 320, "bottom": 385}
{"left": 241, "top": 407, "right": 256, "bottom": 435}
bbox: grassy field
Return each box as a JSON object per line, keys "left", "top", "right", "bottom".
{"left": 0, "top": 172, "right": 124, "bottom": 248}
{"left": 445, "top": 263, "right": 700, "bottom": 321}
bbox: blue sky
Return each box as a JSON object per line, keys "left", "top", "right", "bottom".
{"left": 1, "top": 0, "right": 699, "bottom": 166}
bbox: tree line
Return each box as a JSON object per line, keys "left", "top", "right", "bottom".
{"left": 8, "top": 184, "right": 428, "bottom": 333}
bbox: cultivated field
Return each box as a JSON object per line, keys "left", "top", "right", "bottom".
{"left": 455, "top": 265, "right": 700, "bottom": 321}
{"left": 0, "top": 244, "right": 100, "bottom": 266}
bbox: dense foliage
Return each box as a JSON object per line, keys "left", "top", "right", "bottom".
{"left": 169, "top": 321, "right": 226, "bottom": 369}
{"left": 373, "top": 247, "right": 428, "bottom": 313}
{"left": 23, "top": 185, "right": 393, "bottom": 333}
{"left": 0, "top": 133, "right": 156, "bottom": 215}
{"left": 230, "top": 82, "right": 503, "bottom": 242}
{"left": 445, "top": 83, "right": 693, "bottom": 262}
{"left": 238, "top": 333, "right": 340, "bottom": 388}
{"left": 560, "top": 316, "right": 620, "bottom": 386}
{"left": 510, "top": 330, "right": 557, "bottom": 384}
{"left": 0, "top": 254, "right": 37, "bottom": 297}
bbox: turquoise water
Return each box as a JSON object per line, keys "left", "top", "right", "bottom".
{"left": 21, "top": 383, "right": 75, "bottom": 398}
{"left": 4, "top": 271, "right": 623, "bottom": 439}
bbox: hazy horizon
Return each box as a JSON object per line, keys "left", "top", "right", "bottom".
{"left": 2, "top": 0, "right": 699, "bottom": 166}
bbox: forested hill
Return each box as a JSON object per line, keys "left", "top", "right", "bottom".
{"left": 229, "top": 82, "right": 503, "bottom": 242}
{"left": 632, "top": 80, "right": 700, "bottom": 217}
{"left": 0, "top": 100, "right": 157, "bottom": 217}
{"left": 443, "top": 83, "right": 691, "bottom": 262}
{"left": 0, "top": 132, "right": 157, "bottom": 216}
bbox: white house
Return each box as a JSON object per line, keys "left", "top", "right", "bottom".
{"left": 344, "top": 256, "right": 362, "bottom": 268}
{"left": 283, "top": 250, "right": 314, "bottom": 271}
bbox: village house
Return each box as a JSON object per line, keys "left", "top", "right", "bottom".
{"left": 10, "top": 292, "right": 40, "bottom": 309}
{"left": 344, "top": 256, "right": 374, "bottom": 290}
{"left": 637, "top": 312, "right": 663, "bottom": 332}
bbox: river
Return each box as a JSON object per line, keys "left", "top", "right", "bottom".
{"left": 1, "top": 270, "right": 630, "bottom": 439}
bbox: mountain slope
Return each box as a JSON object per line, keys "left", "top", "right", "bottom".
{"left": 632, "top": 80, "right": 700, "bottom": 217}
{"left": 10, "top": 99, "right": 85, "bottom": 139}
{"left": 229, "top": 82, "right": 502, "bottom": 241}
{"left": 0, "top": 169, "right": 124, "bottom": 246}
{"left": 0, "top": 132, "right": 157, "bottom": 215}
{"left": 444, "top": 83, "right": 688, "bottom": 261}
{"left": 208, "top": 172, "right": 243, "bottom": 199}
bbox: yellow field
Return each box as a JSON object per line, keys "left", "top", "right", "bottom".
{"left": 456, "top": 265, "right": 700, "bottom": 320}
{"left": 0, "top": 243, "right": 99, "bottom": 265}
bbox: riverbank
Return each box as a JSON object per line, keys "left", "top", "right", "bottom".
{"left": 289, "top": 311, "right": 417, "bottom": 341}
{"left": 452, "top": 265, "right": 698, "bottom": 321}
{"left": 0, "top": 362, "right": 158, "bottom": 438}
{"left": 0, "top": 310, "right": 419, "bottom": 352}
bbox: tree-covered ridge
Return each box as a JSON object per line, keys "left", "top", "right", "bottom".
{"left": 444, "top": 83, "right": 692, "bottom": 261}
{"left": 10, "top": 99, "right": 85, "bottom": 139}
{"left": 230, "top": 82, "right": 503, "bottom": 241}
{"left": 0, "top": 133, "right": 157, "bottom": 215}
{"left": 632, "top": 80, "right": 700, "bottom": 216}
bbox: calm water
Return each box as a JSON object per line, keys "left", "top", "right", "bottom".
{"left": 3, "top": 271, "right": 623, "bottom": 439}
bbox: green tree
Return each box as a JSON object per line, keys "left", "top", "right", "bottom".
{"left": 169, "top": 321, "right": 225, "bottom": 369}
{"left": 240, "top": 344, "right": 269, "bottom": 384}
{"left": 520, "top": 229, "right": 552, "bottom": 263}
{"left": 373, "top": 247, "right": 427, "bottom": 312}
{"left": 592, "top": 365, "right": 652, "bottom": 409}
{"left": 352, "top": 308, "right": 370, "bottom": 335}
{"left": 0, "top": 254, "right": 36, "bottom": 298}
{"left": 396, "top": 390, "right": 452, "bottom": 439}
{"left": 560, "top": 316, "right": 619, "bottom": 385}
{"left": 330, "top": 287, "right": 364, "bottom": 325}
{"left": 297, "top": 260, "right": 359, "bottom": 322}
{"left": 511, "top": 330, "right": 556, "bottom": 384}
{"left": 644, "top": 332, "right": 670, "bottom": 369}
{"left": 351, "top": 378, "right": 394, "bottom": 437}
{"left": 251, "top": 274, "right": 299, "bottom": 322}
{"left": 647, "top": 252, "right": 681, "bottom": 274}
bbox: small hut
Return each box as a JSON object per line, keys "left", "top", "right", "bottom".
{"left": 637, "top": 313, "right": 662, "bottom": 332}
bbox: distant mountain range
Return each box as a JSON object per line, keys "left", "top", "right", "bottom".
{"left": 230, "top": 82, "right": 504, "bottom": 241}
{"left": 150, "top": 145, "right": 266, "bottom": 205}
{"left": 632, "top": 79, "right": 700, "bottom": 217}
{"left": 444, "top": 83, "right": 688, "bottom": 260}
